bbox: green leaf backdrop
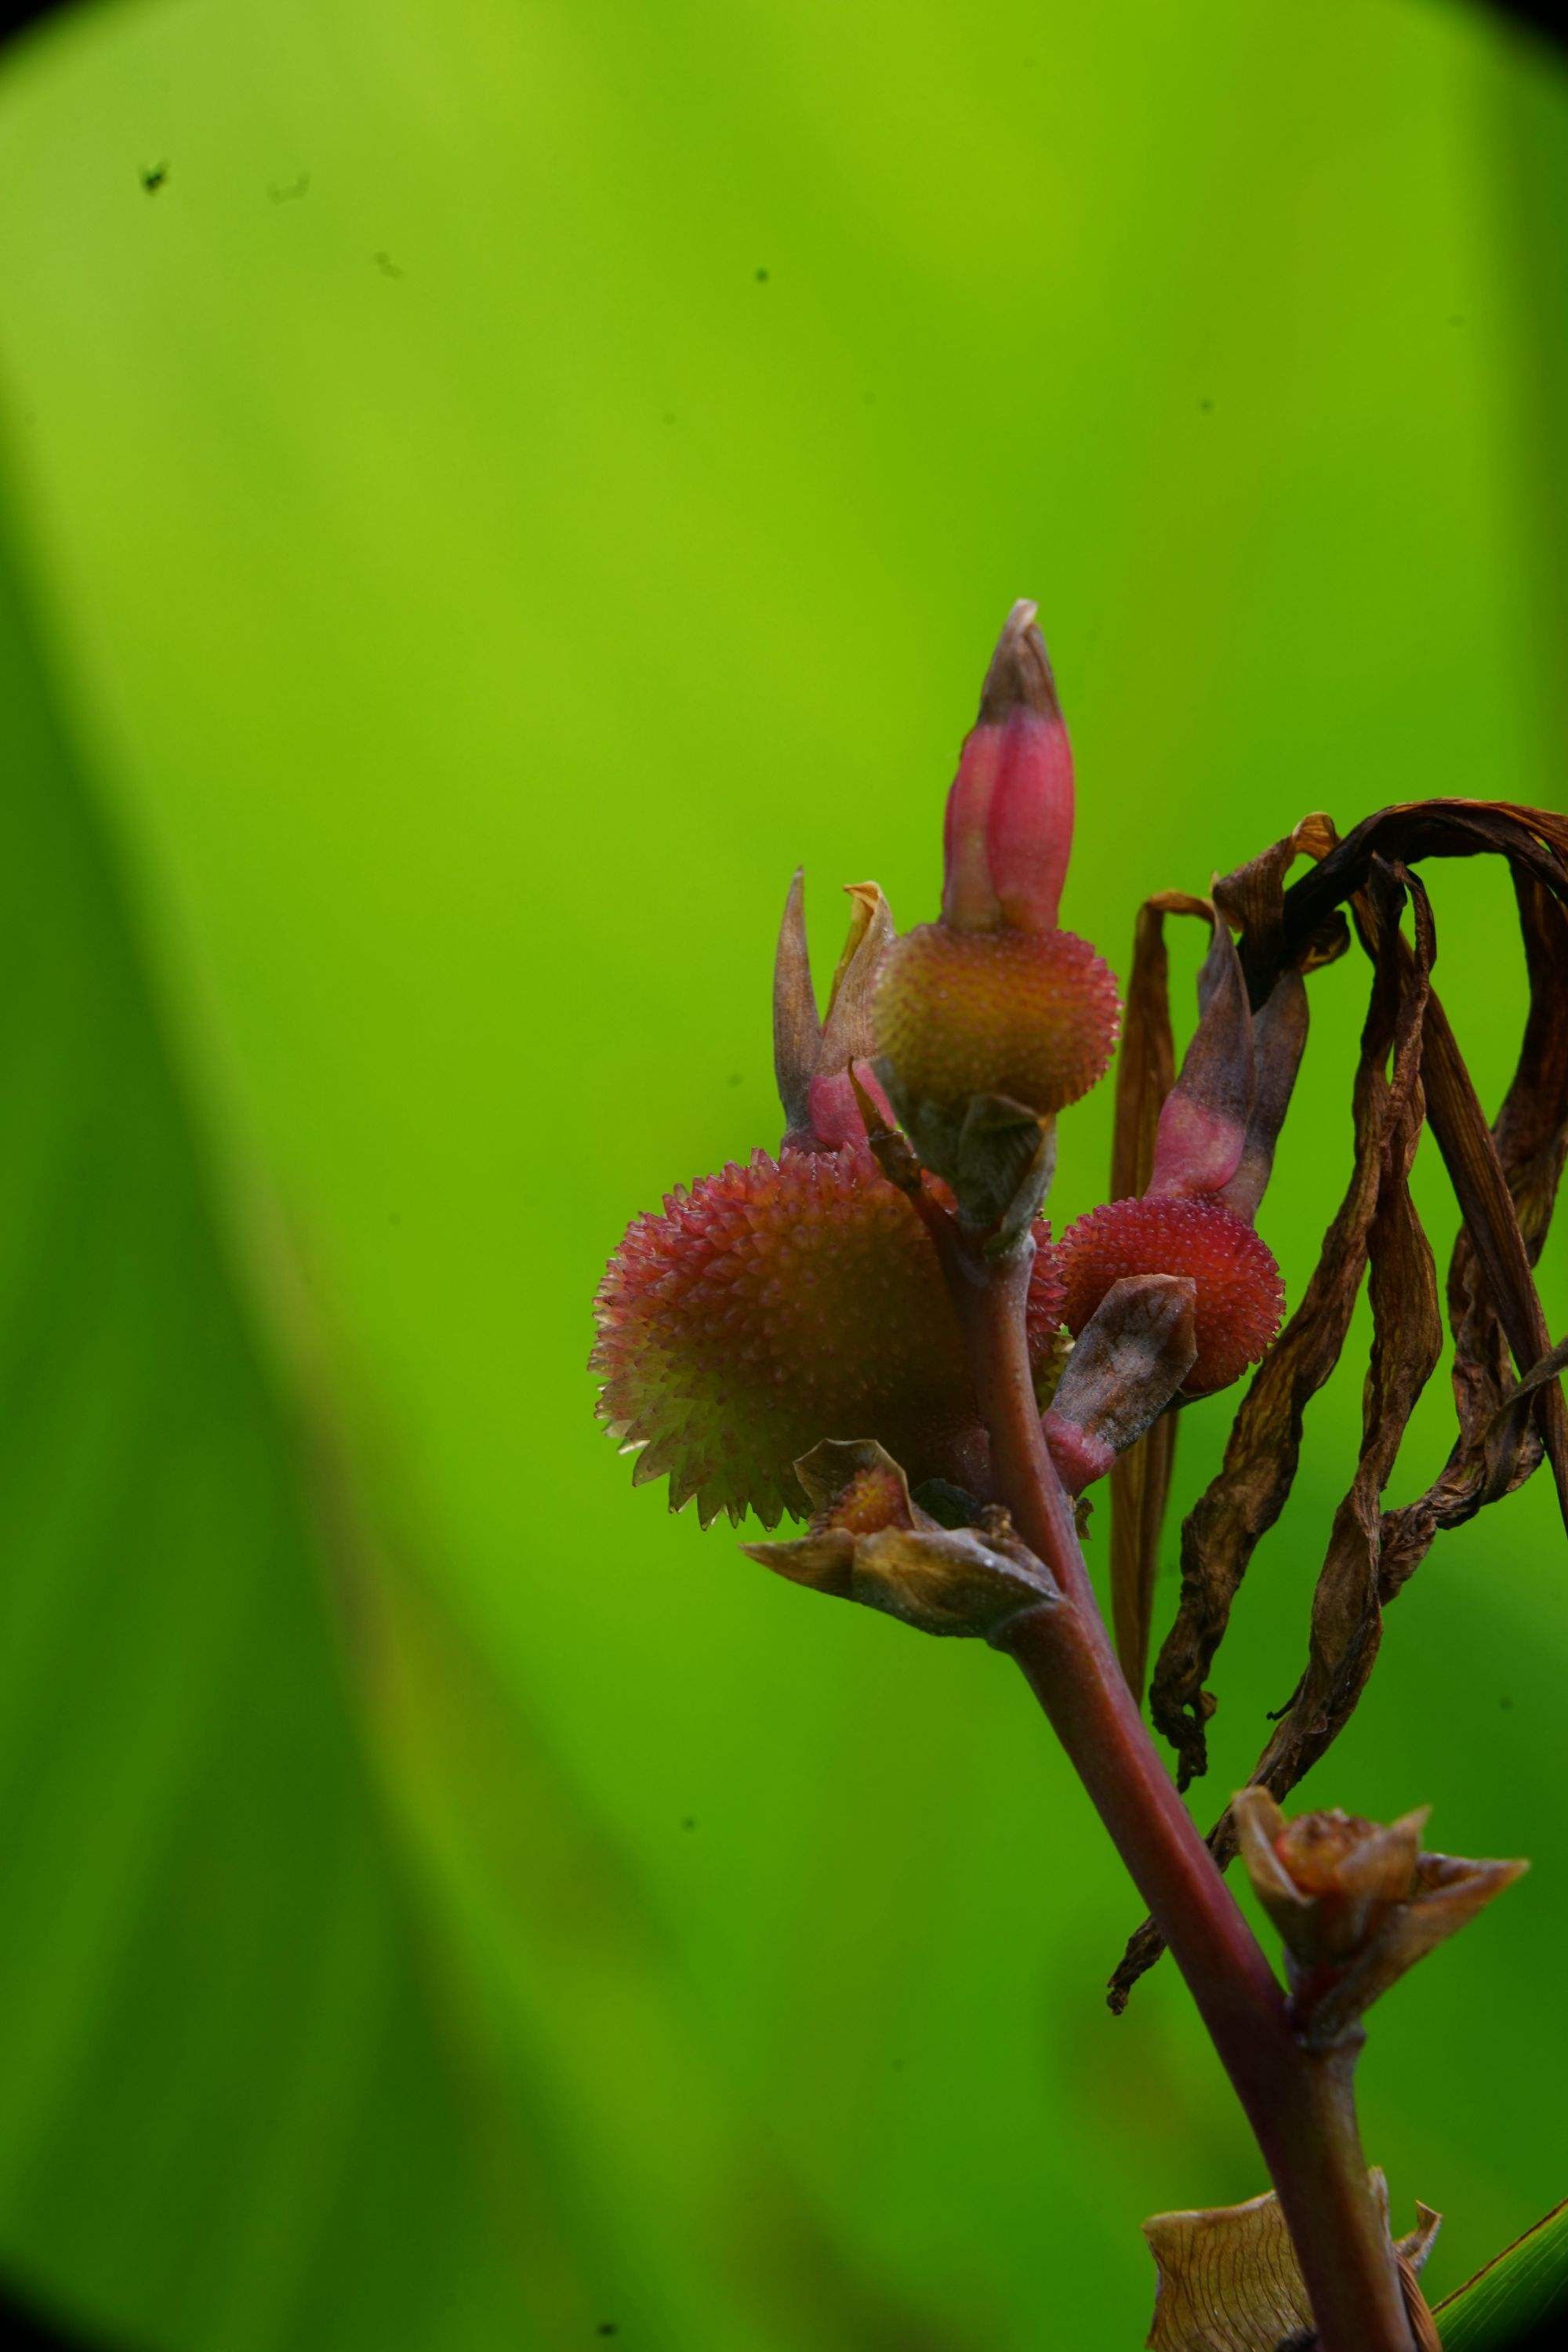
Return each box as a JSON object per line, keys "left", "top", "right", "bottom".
{"left": 0, "top": 2, "right": 1565, "bottom": 2347}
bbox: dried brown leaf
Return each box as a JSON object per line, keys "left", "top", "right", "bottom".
{"left": 1421, "top": 870, "right": 1568, "bottom": 1545}
{"left": 1115, "top": 862, "right": 1439, "bottom": 2008}
{"left": 1109, "top": 829, "right": 1338, "bottom": 1708}
{"left": 1237, "top": 866, "right": 1441, "bottom": 1784}
{"left": 1251, "top": 800, "right": 1568, "bottom": 1534}
{"left": 1114, "top": 800, "right": 1568, "bottom": 2009}
{"left": 1146, "top": 864, "right": 1424, "bottom": 1791}
{"left": 1109, "top": 1414, "right": 1178, "bottom": 1708}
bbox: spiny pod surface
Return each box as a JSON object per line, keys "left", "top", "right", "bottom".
{"left": 593, "top": 1144, "right": 1065, "bottom": 1525}
{"left": 875, "top": 921, "right": 1120, "bottom": 1120}
{"left": 1057, "top": 1194, "right": 1283, "bottom": 1396}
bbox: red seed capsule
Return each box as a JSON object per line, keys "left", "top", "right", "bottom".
{"left": 593, "top": 1145, "right": 1066, "bottom": 1525}
{"left": 874, "top": 922, "right": 1120, "bottom": 1120}
{"left": 1056, "top": 1194, "right": 1283, "bottom": 1396}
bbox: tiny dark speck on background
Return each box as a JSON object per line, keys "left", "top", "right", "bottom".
{"left": 681, "top": 1816, "right": 696, "bottom": 1830}
{"left": 754, "top": 267, "right": 769, "bottom": 281}
{"left": 140, "top": 164, "right": 167, "bottom": 192}
{"left": 597, "top": 2327, "right": 618, "bottom": 2339}
{"left": 374, "top": 250, "right": 404, "bottom": 278}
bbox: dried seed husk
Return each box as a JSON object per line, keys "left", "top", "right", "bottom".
{"left": 743, "top": 1439, "right": 1056, "bottom": 1639}
{"left": 1143, "top": 2172, "right": 1439, "bottom": 2352}
{"left": 1299, "top": 1848, "right": 1526, "bottom": 2049}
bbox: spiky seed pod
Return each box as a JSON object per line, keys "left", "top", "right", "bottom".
{"left": 1056, "top": 1195, "right": 1283, "bottom": 1396}
{"left": 593, "top": 1144, "right": 1066, "bottom": 1526}
{"left": 874, "top": 920, "right": 1120, "bottom": 1120}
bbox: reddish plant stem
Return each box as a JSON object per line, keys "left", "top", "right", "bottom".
{"left": 935, "top": 1222, "right": 1415, "bottom": 2352}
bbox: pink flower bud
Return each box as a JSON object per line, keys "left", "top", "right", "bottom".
{"left": 941, "top": 601, "right": 1075, "bottom": 934}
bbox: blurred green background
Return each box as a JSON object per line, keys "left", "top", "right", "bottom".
{"left": 1, "top": 0, "right": 1565, "bottom": 2346}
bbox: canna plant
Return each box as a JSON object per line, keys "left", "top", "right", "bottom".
{"left": 591, "top": 604, "right": 1568, "bottom": 2350}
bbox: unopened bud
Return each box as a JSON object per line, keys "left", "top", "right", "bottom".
{"left": 942, "top": 601, "right": 1075, "bottom": 934}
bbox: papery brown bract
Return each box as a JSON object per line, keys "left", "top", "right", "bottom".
{"left": 1233, "top": 1788, "right": 1526, "bottom": 2049}
{"left": 592, "top": 1145, "right": 1065, "bottom": 1526}
{"left": 1041, "top": 1273, "right": 1197, "bottom": 1499}
{"left": 1144, "top": 2174, "right": 1440, "bottom": 2352}
{"left": 743, "top": 1438, "right": 1056, "bottom": 1639}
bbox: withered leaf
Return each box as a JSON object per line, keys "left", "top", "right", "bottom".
{"left": 1146, "top": 862, "right": 1428, "bottom": 1792}
{"left": 1113, "top": 801, "right": 1568, "bottom": 2010}
{"left": 1116, "top": 860, "right": 1440, "bottom": 2009}
{"left": 1376, "top": 870, "right": 1568, "bottom": 1595}
{"left": 1144, "top": 2172, "right": 1439, "bottom": 2352}
{"left": 1236, "top": 864, "right": 1440, "bottom": 1792}
{"left": 1250, "top": 800, "right": 1568, "bottom": 1530}
{"left": 1250, "top": 801, "right": 1568, "bottom": 987}
{"left": 744, "top": 1441, "right": 1057, "bottom": 1641}
{"left": 1109, "top": 852, "right": 1327, "bottom": 1703}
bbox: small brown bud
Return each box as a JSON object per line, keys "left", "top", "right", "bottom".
{"left": 1234, "top": 1788, "right": 1526, "bottom": 2045}
{"left": 743, "top": 1439, "right": 1056, "bottom": 1639}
